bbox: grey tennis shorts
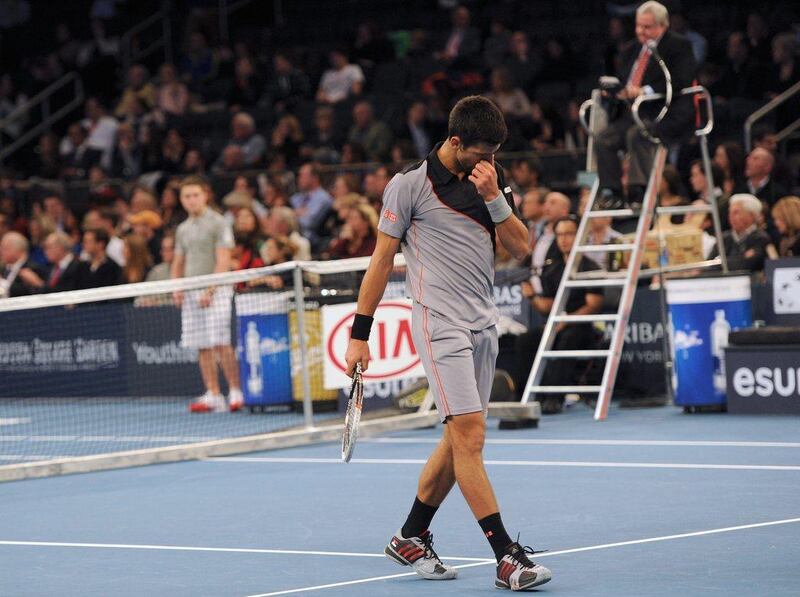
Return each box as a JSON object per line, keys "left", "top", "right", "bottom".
{"left": 411, "top": 302, "right": 498, "bottom": 422}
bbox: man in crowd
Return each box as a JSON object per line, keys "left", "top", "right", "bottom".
{"left": 23, "top": 231, "right": 82, "bottom": 293}
{"left": 289, "top": 162, "right": 333, "bottom": 251}
{"left": 520, "top": 187, "right": 548, "bottom": 249}
{"left": 172, "top": 175, "right": 244, "bottom": 413}
{"left": 267, "top": 206, "right": 311, "bottom": 260}
{"left": 745, "top": 147, "right": 788, "bottom": 207}
{"left": 316, "top": 48, "right": 364, "bottom": 105}
{"left": 510, "top": 157, "right": 542, "bottom": 197}
{"left": 214, "top": 112, "right": 266, "bottom": 171}
{"left": 348, "top": 101, "right": 393, "bottom": 163}
{"left": 77, "top": 228, "right": 121, "bottom": 289}
{"left": 711, "top": 193, "right": 772, "bottom": 273}
{"left": 531, "top": 191, "right": 571, "bottom": 293}
{"left": 595, "top": 1, "right": 696, "bottom": 208}
{"left": 396, "top": 101, "right": 435, "bottom": 159}
{"left": 363, "top": 164, "right": 392, "bottom": 210}
{"left": 0, "top": 231, "right": 46, "bottom": 297}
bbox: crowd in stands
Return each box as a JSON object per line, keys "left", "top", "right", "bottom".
{"left": 1, "top": 1, "right": 799, "bottom": 299}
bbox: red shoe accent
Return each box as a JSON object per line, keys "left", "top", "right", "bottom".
{"left": 189, "top": 403, "right": 213, "bottom": 413}
{"left": 229, "top": 402, "right": 244, "bottom": 413}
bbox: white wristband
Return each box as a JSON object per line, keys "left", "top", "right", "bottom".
{"left": 486, "top": 192, "right": 513, "bottom": 223}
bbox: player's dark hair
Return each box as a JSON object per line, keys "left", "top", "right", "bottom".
{"left": 448, "top": 96, "right": 507, "bottom": 148}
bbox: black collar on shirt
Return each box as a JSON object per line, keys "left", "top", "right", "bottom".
{"left": 426, "top": 141, "right": 458, "bottom": 185}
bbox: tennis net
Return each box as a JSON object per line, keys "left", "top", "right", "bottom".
{"left": 0, "top": 255, "right": 437, "bottom": 481}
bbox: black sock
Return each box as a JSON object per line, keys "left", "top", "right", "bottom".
{"left": 401, "top": 497, "right": 439, "bottom": 538}
{"left": 478, "top": 512, "right": 514, "bottom": 562}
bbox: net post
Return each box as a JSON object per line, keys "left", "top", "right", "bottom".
{"left": 293, "top": 263, "right": 314, "bottom": 429}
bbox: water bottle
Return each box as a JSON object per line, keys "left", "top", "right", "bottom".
{"left": 710, "top": 310, "right": 731, "bottom": 393}
{"left": 245, "top": 321, "right": 263, "bottom": 396}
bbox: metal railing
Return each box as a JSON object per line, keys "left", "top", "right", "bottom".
{"left": 744, "top": 79, "right": 800, "bottom": 153}
{"left": 0, "top": 72, "right": 84, "bottom": 165}
{"left": 120, "top": 6, "right": 173, "bottom": 74}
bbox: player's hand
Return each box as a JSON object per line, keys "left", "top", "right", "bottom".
{"left": 468, "top": 159, "right": 500, "bottom": 202}
{"left": 172, "top": 290, "right": 184, "bottom": 307}
{"left": 345, "top": 339, "right": 370, "bottom": 377}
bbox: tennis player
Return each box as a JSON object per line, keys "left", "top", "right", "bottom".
{"left": 345, "top": 96, "right": 552, "bottom": 591}
{"left": 172, "top": 175, "right": 244, "bottom": 413}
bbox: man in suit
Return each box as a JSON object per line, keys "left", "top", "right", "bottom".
{"left": 745, "top": 147, "right": 789, "bottom": 208}
{"left": 0, "top": 232, "right": 46, "bottom": 298}
{"left": 77, "top": 228, "right": 121, "bottom": 289}
{"left": 596, "top": 1, "right": 697, "bottom": 207}
{"left": 711, "top": 194, "right": 773, "bottom": 273}
{"left": 41, "top": 232, "right": 82, "bottom": 293}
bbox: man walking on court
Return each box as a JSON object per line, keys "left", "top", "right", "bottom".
{"left": 345, "top": 96, "right": 552, "bottom": 591}
{"left": 172, "top": 175, "right": 245, "bottom": 413}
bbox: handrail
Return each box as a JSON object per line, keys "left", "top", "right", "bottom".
{"left": 120, "top": 7, "right": 172, "bottom": 73}
{"left": 0, "top": 72, "right": 84, "bottom": 165}
{"left": 744, "top": 79, "right": 800, "bottom": 153}
{"left": 631, "top": 85, "right": 714, "bottom": 143}
{"left": 775, "top": 116, "right": 800, "bottom": 145}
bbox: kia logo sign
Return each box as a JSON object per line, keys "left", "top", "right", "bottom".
{"left": 326, "top": 302, "right": 420, "bottom": 381}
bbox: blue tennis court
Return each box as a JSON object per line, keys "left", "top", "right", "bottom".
{"left": 2, "top": 405, "right": 799, "bottom": 596}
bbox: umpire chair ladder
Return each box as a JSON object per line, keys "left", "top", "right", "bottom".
{"left": 520, "top": 84, "right": 728, "bottom": 420}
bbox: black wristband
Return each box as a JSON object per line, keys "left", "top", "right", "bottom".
{"left": 350, "top": 313, "right": 374, "bottom": 341}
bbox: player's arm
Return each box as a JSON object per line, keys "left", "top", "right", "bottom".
{"left": 469, "top": 160, "right": 530, "bottom": 261}
{"left": 344, "top": 231, "right": 401, "bottom": 376}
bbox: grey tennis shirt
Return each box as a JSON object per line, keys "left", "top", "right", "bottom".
{"left": 175, "top": 208, "right": 235, "bottom": 277}
{"left": 378, "top": 143, "right": 517, "bottom": 330}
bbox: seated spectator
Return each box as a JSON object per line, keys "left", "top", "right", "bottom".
{"left": 745, "top": 147, "right": 788, "bottom": 207}
{"left": 60, "top": 122, "right": 100, "bottom": 179}
{"left": 253, "top": 235, "right": 297, "bottom": 290}
{"left": 213, "top": 112, "right": 266, "bottom": 172}
{"left": 40, "top": 231, "right": 81, "bottom": 292}
{"left": 363, "top": 164, "right": 392, "bottom": 209}
{"left": 341, "top": 142, "right": 367, "bottom": 164}
{"left": 391, "top": 140, "right": 417, "bottom": 168}
{"left": 712, "top": 32, "right": 761, "bottom": 101}
{"left": 348, "top": 101, "right": 393, "bottom": 162}
{"left": 688, "top": 160, "right": 726, "bottom": 229}
{"left": 521, "top": 187, "right": 547, "bottom": 247}
{"left": 119, "top": 233, "right": 153, "bottom": 284}
{"left": 78, "top": 228, "right": 122, "bottom": 288}
{"left": 228, "top": 55, "right": 263, "bottom": 111}
{"left": 181, "top": 148, "right": 206, "bottom": 174}
{"left": 82, "top": 97, "right": 119, "bottom": 171}
{"left": 159, "top": 179, "right": 187, "bottom": 230}
{"left": 41, "top": 194, "right": 76, "bottom": 235}
{"left": 771, "top": 197, "right": 800, "bottom": 257}
{"left": 713, "top": 142, "right": 746, "bottom": 197}
{"left": 271, "top": 113, "right": 304, "bottom": 168}
{"left": 233, "top": 205, "right": 266, "bottom": 260}
{"left": 266, "top": 206, "right": 311, "bottom": 260}
{"left": 326, "top": 202, "right": 377, "bottom": 259}
{"left": 27, "top": 213, "right": 55, "bottom": 267}
{"left": 109, "top": 122, "right": 142, "bottom": 179}
{"left": 710, "top": 194, "right": 772, "bottom": 273}
{"left": 115, "top": 64, "right": 157, "bottom": 118}
{"left": 435, "top": 5, "right": 481, "bottom": 69}
{"left": 515, "top": 216, "right": 604, "bottom": 413}
{"left": 31, "top": 133, "right": 62, "bottom": 179}
{"left": 764, "top": 33, "right": 799, "bottom": 99}
{"left": 504, "top": 31, "right": 540, "bottom": 94}
{"left": 510, "top": 157, "right": 542, "bottom": 196}
{"left": 158, "top": 128, "right": 187, "bottom": 173}
{"left": 302, "top": 105, "right": 343, "bottom": 163}
{"left": 180, "top": 31, "right": 217, "bottom": 90}
{"left": 518, "top": 102, "right": 557, "bottom": 152}
{"left": 146, "top": 234, "right": 176, "bottom": 282}
{"left": 331, "top": 173, "right": 362, "bottom": 200}
{"left": 268, "top": 52, "right": 310, "bottom": 112}
{"left": 585, "top": 215, "right": 622, "bottom": 269}
{"left": 656, "top": 164, "right": 693, "bottom": 226}
{"left": 0, "top": 231, "right": 47, "bottom": 298}
{"left": 289, "top": 163, "right": 333, "bottom": 250}
{"left": 486, "top": 66, "right": 532, "bottom": 119}
{"left": 483, "top": 18, "right": 512, "bottom": 69}
{"left": 128, "top": 209, "right": 163, "bottom": 263}
{"left": 395, "top": 101, "right": 435, "bottom": 159}
{"left": 316, "top": 48, "right": 364, "bottom": 104}
{"left": 259, "top": 175, "right": 289, "bottom": 209}
{"left": 352, "top": 20, "right": 395, "bottom": 69}
{"left": 156, "top": 63, "right": 190, "bottom": 117}
{"left": 531, "top": 192, "right": 571, "bottom": 293}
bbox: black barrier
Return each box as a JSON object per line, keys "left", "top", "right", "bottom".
{"left": 726, "top": 345, "right": 800, "bottom": 414}
{"left": 0, "top": 303, "right": 204, "bottom": 398}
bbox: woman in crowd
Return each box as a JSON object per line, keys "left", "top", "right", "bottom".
{"left": 331, "top": 172, "right": 362, "bottom": 199}
{"left": 326, "top": 202, "right": 378, "bottom": 259}
{"left": 713, "top": 142, "right": 746, "bottom": 196}
{"left": 689, "top": 159, "right": 728, "bottom": 231}
{"left": 119, "top": 233, "right": 153, "bottom": 284}
{"left": 233, "top": 206, "right": 266, "bottom": 265}
{"left": 159, "top": 179, "right": 187, "bottom": 231}
{"left": 771, "top": 196, "right": 800, "bottom": 257}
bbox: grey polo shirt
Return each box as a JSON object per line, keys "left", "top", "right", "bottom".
{"left": 175, "top": 208, "right": 234, "bottom": 277}
{"left": 378, "top": 143, "right": 518, "bottom": 330}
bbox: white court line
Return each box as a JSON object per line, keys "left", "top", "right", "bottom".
{"left": 365, "top": 438, "right": 800, "bottom": 448}
{"left": 0, "top": 540, "right": 486, "bottom": 562}
{"left": 248, "top": 517, "right": 800, "bottom": 597}
{"left": 0, "top": 418, "right": 31, "bottom": 426}
{"left": 205, "top": 456, "right": 800, "bottom": 472}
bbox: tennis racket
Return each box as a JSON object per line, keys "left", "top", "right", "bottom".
{"left": 341, "top": 363, "right": 364, "bottom": 463}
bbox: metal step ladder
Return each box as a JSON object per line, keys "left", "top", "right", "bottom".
{"left": 520, "top": 84, "right": 727, "bottom": 421}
